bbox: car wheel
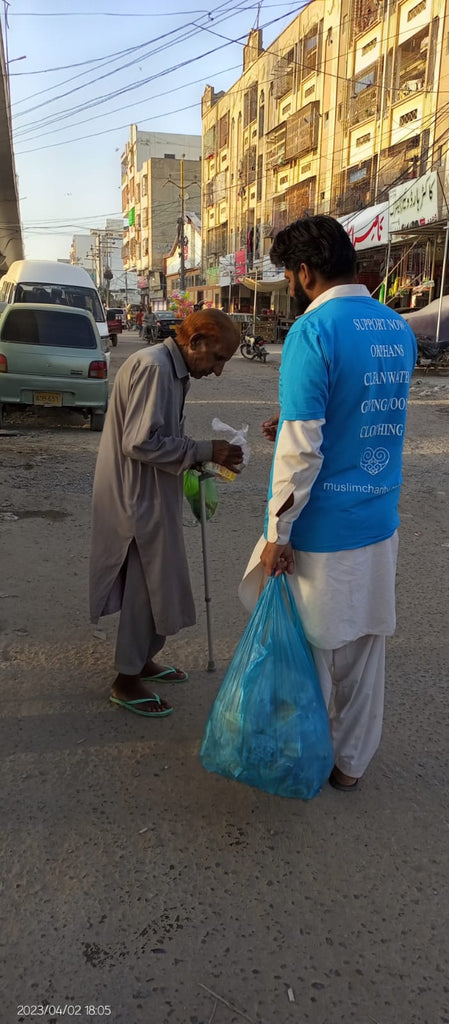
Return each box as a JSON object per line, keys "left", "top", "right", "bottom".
{"left": 90, "top": 410, "right": 105, "bottom": 431}
{"left": 0, "top": 403, "right": 3, "bottom": 428}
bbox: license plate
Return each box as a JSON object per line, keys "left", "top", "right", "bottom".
{"left": 34, "top": 391, "right": 63, "bottom": 407}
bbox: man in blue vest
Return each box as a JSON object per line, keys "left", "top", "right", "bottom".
{"left": 242, "top": 215, "right": 417, "bottom": 791}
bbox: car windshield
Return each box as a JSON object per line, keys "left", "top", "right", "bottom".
{"left": 15, "top": 282, "right": 105, "bottom": 322}
{"left": 1, "top": 308, "right": 97, "bottom": 349}
{"left": 157, "top": 311, "right": 177, "bottom": 319}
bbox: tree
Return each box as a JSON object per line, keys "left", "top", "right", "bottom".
{"left": 168, "top": 290, "right": 212, "bottom": 318}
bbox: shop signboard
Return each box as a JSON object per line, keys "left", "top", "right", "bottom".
{"left": 234, "top": 249, "right": 246, "bottom": 283}
{"left": 219, "top": 253, "right": 235, "bottom": 286}
{"left": 339, "top": 202, "right": 389, "bottom": 249}
{"left": 389, "top": 171, "right": 442, "bottom": 232}
{"left": 207, "top": 265, "right": 220, "bottom": 285}
{"left": 261, "top": 254, "right": 286, "bottom": 281}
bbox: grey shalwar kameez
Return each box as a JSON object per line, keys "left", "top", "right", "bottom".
{"left": 89, "top": 338, "right": 212, "bottom": 670}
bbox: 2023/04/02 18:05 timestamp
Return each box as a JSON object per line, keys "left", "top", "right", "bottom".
{"left": 17, "top": 1008, "right": 112, "bottom": 1019}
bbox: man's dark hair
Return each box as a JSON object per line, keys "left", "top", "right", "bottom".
{"left": 270, "top": 215, "right": 357, "bottom": 280}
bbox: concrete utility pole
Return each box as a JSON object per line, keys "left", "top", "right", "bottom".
{"left": 103, "top": 230, "right": 114, "bottom": 306}
{"left": 178, "top": 158, "right": 186, "bottom": 291}
{"left": 167, "top": 156, "right": 200, "bottom": 294}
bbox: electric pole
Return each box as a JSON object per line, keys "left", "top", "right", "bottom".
{"left": 178, "top": 158, "right": 186, "bottom": 292}
{"left": 166, "top": 156, "right": 200, "bottom": 294}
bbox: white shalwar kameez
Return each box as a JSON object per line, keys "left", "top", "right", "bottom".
{"left": 239, "top": 286, "right": 401, "bottom": 780}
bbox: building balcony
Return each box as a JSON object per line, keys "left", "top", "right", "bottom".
{"left": 354, "top": 3, "right": 382, "bottom": 38}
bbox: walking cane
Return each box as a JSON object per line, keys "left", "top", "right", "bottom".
{"left": 199, "top": 472, "right": 216, "bottom": 672}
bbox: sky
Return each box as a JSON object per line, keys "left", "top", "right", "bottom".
{"left": 3, "top": 0, "right": 304, "bottom": 261}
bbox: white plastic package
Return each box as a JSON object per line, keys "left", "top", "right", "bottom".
{"left": 211, "top": 417, "right": 250, "bottom": 466}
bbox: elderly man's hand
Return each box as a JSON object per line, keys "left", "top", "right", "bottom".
{"left": 212, "top": 440, "right": 243, "bottom": 471}
{"left": 260, "top": 540, "right": 295, "bottom": 577}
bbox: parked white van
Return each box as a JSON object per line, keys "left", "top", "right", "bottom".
{"left": 0, "top": 260, "right": 110, "bottom": 345}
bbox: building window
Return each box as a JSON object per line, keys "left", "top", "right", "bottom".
{"left": 164, "top": 153, "right": 175, "bottom": 159}
{"left": 218, "top": 111, "right": 229, "bottom": 149}
{"left": 257, "top": 153, "right": 263, "bottom": 202}
{"left": 258, "top": 91, "right": 265, "bottom": 136}
{"left": 399, "top": 108, "right": 418, "bottom": 126}
{"left": 349, "top": 165, "right": 367, "bottom": 183}
{"left": 304, "top": 26, "right": 318, "bottom": 73}
{"left": 408, "top": 1, "right": 426, "bottom": 21}
{"left": 204, "top": 125, "right": 216, "bottom": 159}
{"left": 285, "top": 102, "right": 320, "bottom": 161}
{"left": 361, "top": 38, "right": 377, "bottom": 57}
{"left": 243, "top": 83, "right": 258, "bottom": 128}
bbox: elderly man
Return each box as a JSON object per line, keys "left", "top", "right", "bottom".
{"left": 90, "top": 308, "right": 242, "bottom": 718}
{"left": 240, "top": 215, "right": 417, "bottom": 790}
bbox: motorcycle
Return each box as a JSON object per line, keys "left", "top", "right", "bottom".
{"left": 240, "top": 327, "right": 269, "bottom": 363}
{"left": 415, "top": 335, "right": 449, "bottom": 367}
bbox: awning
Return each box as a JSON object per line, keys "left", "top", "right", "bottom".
{"left": 389, "top": 220, "right": 449, "bottom": 243}
{"left": 241, "top": 276, "right": 288, "bottom": 292}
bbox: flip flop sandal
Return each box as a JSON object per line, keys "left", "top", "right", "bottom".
{"left": 109, "top": 693, "right": 173, "bottom": 718}
{"left": 140, "top": 665, "right": 189, "bottom": 683}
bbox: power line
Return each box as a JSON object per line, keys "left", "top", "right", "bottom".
{"left": 12, "top": 8, "right": 448, "bottom": 145}
{"left": 11, "top": 9, "right": 299, "bottom": 152}
{"left": 11, "top": 0, "right": 246, "bottom": 118}
{"left": 9, "top": 7, "right": 237, "bottom": 16}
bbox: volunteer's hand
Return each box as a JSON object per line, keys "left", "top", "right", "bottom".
{"left": 211, "top": 440, "right": 244, "bottom": 471}
{"left": 260, "top": 540, "right": 295, "bottom": 577}
{"left": 261, "top": 414, "right": 279, "bottom": 442}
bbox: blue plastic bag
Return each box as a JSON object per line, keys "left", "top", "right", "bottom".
{"left": 200, "top": 574, "right": 334, "bottom": 800}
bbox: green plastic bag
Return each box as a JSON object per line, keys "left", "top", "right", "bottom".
{"left": 184, "top": 470, "right": 218, "bottom": 522}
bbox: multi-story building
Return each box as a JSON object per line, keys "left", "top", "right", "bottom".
{"left": 70, "top": 234, "right": 96, "bottom": 281}
{"left": 202, "top": 0, "right": 449, "bottom": 311}
{"left": 71, "top": 219, "right": 139, "bottom": 305}
{"left": 121, "top": 127, "right": 201, "bottom": 308}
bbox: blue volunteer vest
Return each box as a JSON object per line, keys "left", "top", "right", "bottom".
{"left": 265, "top": 295, "right": 417, "bottom": 552}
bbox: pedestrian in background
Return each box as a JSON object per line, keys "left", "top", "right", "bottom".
{"left": 240, "top": 215, "right": 417, "bottom": 790}
{"left": 90, "top": 308, "right": 243, "bottom": 718}
{"left": 142, "top": 305, "right": 155, "bottom": 343}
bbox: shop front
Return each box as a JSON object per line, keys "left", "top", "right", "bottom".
{"left": 339, "top": 202, "right": 393, "bottom": 298}
{"left": 387, "top": 171, "right": 446, "bottom": 310}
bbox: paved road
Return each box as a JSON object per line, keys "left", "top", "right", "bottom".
{"left": 0, "top": 332, "right": 448, "bottom": 1024}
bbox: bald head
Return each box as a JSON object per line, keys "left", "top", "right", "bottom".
{"left": 176, "top": 308, "right": 239, "bottom": 378}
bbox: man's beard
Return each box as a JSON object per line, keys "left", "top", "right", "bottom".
{"left": 292, "top": 272, "right": 311, "bottom": 317}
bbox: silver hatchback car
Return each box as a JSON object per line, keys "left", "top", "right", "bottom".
{"left": 0, "top": 303, "right": 109, "bottom": 430}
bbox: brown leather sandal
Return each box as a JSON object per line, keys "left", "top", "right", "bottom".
{"left": 329, "top": 768, "right": 359, "bottom": 791}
